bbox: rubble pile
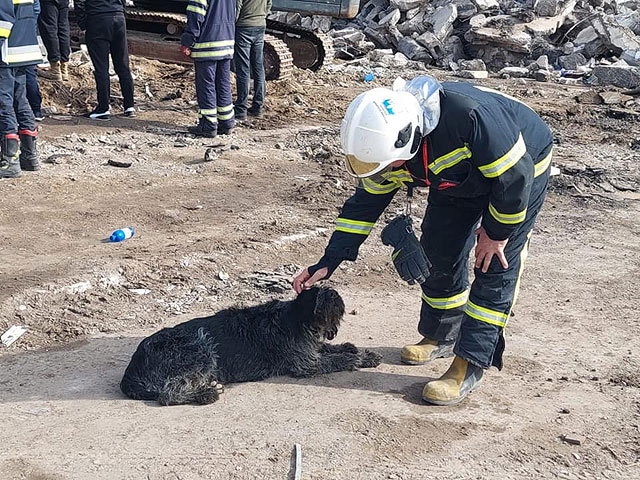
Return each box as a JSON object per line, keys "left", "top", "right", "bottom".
{"left": 269, "top": 0, "right": 640, "bottom": 88}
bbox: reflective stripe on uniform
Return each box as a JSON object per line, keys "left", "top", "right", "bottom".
{"left": 534, "top": 149, "right": 552, "bottom": 178}
{"left": 200, "top": 108, "right": 217, "bottom": 115}
{"left": 361, "top": 178, "right": 401, "bottom": 195}
{"left": 422, "top": 290, "right": 469, "bottom": 310}
{"left": 5, "top": 45, "right": 41, "bottom": 64}
{"left": 488, "top": 203, "right": 527, "bottom": 225}
{"left": 465, "top": 300, "right": 508, "bottom": 327}
{"left": 218, "top": 111, "right": 233, "bottom": 120}
{"left": 191, "top": 48, "right": 234, "bottom": 58}
{"left": 218, "top": 104, "right": 233, "bottom": 112}
{"left": 335, "top": 218, "right": 375, "bottom": 235}
{"left": 189, "top": 0, "right": 208, "bottom": 7}
{"left": 186, "top": 5, "right": 207, "bottom": 15}
{"left": 0, "top": 21, "right": 12, "bottom": 38}
{"left": 13, "top": 0, "right": 34, "bottom": 4}
{"left": 193, "top": 40, "right": 234, "bottom": 49}
{"left": 429, "top": 145, "right": 472, "bottom": 175}
{"left": 478, "top": 133, "right": 526, "bottom": 178}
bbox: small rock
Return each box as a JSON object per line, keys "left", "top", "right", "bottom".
{"left": 107, "top": 159, "right": 132, "bottom": 168}
{"left": 275, "top": 143, "right": 285, "bottom": 149}
{"left": 561, "top": 434, "right": 585, "bottom": 446}
{"left": 458, "top": 70, "right": 489, "bottom": 79}
{"left": 560, "top": 408, "right": 571, "bottom": 414}
{"left": 204, "top": 148, "right": 218, "bottom": 162}
{"left": 218, "top": 271, "right": 229, "bottom": 281}
{"left": 350, "top": 309, "right": 359, "bottom": 315}
{"left": 128, "top": 288, "right": 151, "bottom": 295}
{"left": 534, "top": 70, "right": 551, "bottom": 82}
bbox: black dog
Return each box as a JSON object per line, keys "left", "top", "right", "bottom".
{"left": 120, "top": 286, "right": 382, "bottom": 405}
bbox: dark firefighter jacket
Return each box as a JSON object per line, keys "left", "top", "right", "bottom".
{"left": 181, "top": 0, "right": 235, "bottom": 61}
{"left": 0, "top": 0, "right": 41, "bottom": 67}
{"left": 313, "top": 81, "right": 554, "bottom": 276}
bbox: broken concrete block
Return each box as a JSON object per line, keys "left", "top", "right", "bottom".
{"left": 301, "top": 16, "right": 313, "bottom": 29}
{"left": 561, "top": 434, "right": 585, "bottom": 446}
{"left": 534, "top": 0, "right": 562, "bottom": 17}
{"left": 311, "top": 15, "right": 332, "bottom": 33}
{"left": 474, "top": 0, "right": 499, "bottom": 10}
{"left": 285, "top": 12, "right": 302, "bottom": 25}
{"left": 379, "top": 8, "right": 401, "bottom": 27}
{"left": 416, "top": 31, "right": 445, "bottom": 60}
{"left": 387, "top": 26, "right": 404, "bottom": 48}
{"left": 621, "top": 50, "right": 640, "bottom": 66}
{"left": 390, "top": 0, "right": 424, "bottom": 12}
{"left": 397, "top": 37, "right": 433, "bottom": 62}
{"left": 471, "top": 25, "right": 533, "bottom": 54}
{"left": 592, "top": 64, "right": 640, "bottom": 88}
{"left": 458, "top": 58, "right": 487, "bottom": 70}
{"left": 398, "top": 9, "right": 429, "bottom": 36}
{"left": 534, "top": 69, "right": 551, "bottom": 82}
{"left": 364, "top": 25, "right": 392, "bottom": 49}
{"left": 406, "top": 6, "right": 421, "bottom": 20}
{"left": 458, "top": 70, "right": 489, "bottom": 78}
{"left": 368, "top": 48, "right": 394, "bottom": 62}
{"left": 442, "top": 35, "right": 465, "bottom": 63}
{"left": 599, "top": 91, "right": 634, "bottom": 104}
{"left": 500, "top": 66, "right": 531, "bottom": 77}
{"left": 358, "top": 0, "right": 387, "bottom": 22}
{"left": 427, "top": 4, "right": 458, "bottom": 41}
{"left": 536, "top": 54, "right": 550, "bottom": 70}
{"left": 393, "top": 52, "right": 410, "bottom": 67}
{"left": 559, "top": 52, "right": 587, "bottom": 70}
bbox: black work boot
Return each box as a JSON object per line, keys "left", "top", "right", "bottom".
{"left": 19, "top": 129, "right": 39, "bottom": 171}
{"left": 188, "top": 124, "right": 217, "bottom": 138}
{"left": 0, "top": 134, "right": 22, "bottom": 179}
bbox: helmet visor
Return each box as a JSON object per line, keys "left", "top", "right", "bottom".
{"left": 345, "top": 154, "right": 386, "bottom": 178}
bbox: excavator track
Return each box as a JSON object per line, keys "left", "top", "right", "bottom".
{"left": 266, "top": 19, "right": 334, "bottom": 72}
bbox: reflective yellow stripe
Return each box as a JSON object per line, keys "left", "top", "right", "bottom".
{"left": 217, "top": 104, "right": 233, "bottom": 112}
{"left": 534, "top": 150, "right": 552, "bottom": 178}
{"left": 488, "top": 203, "right": 527, "bottom": 225}
{"left": 381, "top": 169, "right": 412, "bottom": 182}
{"left": 335, "top": 217, "right": 374, "bottom": 235}
{"left": 465, "top": 300, "right": 508, "bottom": 327}
{"left": 193, "top": 40, "right": 235, "bottom": 49}
{"left": 199, "top": 108, "right": 217, "bottom": 115}
{"left": 191, "top": 49, "right": 234, "bottom": 58}
{"left": 429, "top": 145, "right": 472, "bottom": 175}
{"left": 422, "top": 290, "right": 469, "bottom": 310}
{"left": 186, "top": 5, "right": 207, "bottom": 15}
{"left": 218, "top": 111, "right": 233, "bottom": 120}
{"left": 0, "top": 28, "right": 10, "bottom": 38}
{"left": 13, "top": 0, "right": 34, "bottom": 4}
{"left": 6, "top": 51, "right": 42, "bottom": 63}
{"left": 190, "top": 0, "right": 207, "bottom": 7}
{"left": 361, "top": 178, "right": 401, "bottom": 195}
{"left": 478, "top": 133, "right": 526, "bottom": 178}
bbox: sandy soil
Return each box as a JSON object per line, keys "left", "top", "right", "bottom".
{"left": 0, "top": 60, "right": 639, "bottom": 479}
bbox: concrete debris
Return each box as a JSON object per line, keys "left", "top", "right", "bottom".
{"left": 599, "top": 91, "right": 634, "bottom": 104}
{"left": 269, "top": 0, "right": 640, "bottom": 85}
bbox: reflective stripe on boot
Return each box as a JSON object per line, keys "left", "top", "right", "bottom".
{"left": 0, "top": 134, "right": 22, "bottom": 179}
{"left": 18, "top": 129, "right": 39, "bottom": 171}
{"left": 401, "top": 337, "right": 454, "bottom": 365}
{"left": 422, "top": 356, "right": 484, "bottom": 406}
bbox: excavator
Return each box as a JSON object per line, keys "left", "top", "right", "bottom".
{"left": 69, "top": 0, "right": 360, "bottom": 81}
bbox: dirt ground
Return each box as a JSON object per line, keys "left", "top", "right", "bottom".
{"left": 1, "top": 59, "right": 639, "bottom": 480}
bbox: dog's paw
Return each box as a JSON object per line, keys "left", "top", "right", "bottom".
{"left": 340, "top": 342, "right": 359, "bottom": 354}
{"left": 358, "top": 349, "right": 383, "bottom": 368}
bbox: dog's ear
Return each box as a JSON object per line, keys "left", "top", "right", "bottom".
{"left": 294, "top": 287, "right": 322, "bottom": 316}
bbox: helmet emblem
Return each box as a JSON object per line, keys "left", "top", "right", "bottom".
{"left": 382, "top": 99, "right": 395, "bottom": 115}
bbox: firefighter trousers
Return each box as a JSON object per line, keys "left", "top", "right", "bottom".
{"left": 194, "top": 59, "right": 234, "bottom": 131}
{"left": 0, "top": 67, "right": 36, "bottom": 134}
{"left": 418, "top": 156, "right": 550, "bottom": 370}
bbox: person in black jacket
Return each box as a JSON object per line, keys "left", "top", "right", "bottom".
{"left": 293, "top": 76, "right": 554, "bottom": 406}
{"left": 75, "top": 0, "right": 135, "bottom": 120}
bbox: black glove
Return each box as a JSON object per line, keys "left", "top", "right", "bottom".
{"left": 381, "top": 215, "right": 431, "bottom": 285}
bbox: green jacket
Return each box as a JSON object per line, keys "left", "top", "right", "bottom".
{"left": 236, "top": 0, "right": 271, "bottom": 27}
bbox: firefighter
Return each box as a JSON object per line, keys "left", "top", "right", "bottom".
{"left": 0, "top": 0, "right": 42, "bottom": 179}
{"left": 293, "top": 76, "right": 554, "bottom": 406}
{"left": 181, "top": 0, "right": 235, "bottom": 137}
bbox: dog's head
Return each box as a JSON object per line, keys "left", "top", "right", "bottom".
{"left": 294, "top": 286, "right": 345, "bottom": 340}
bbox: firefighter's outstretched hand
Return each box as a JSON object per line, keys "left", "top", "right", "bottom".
{"left": 293, "top": 267, "right": 328, "bottom": 294}
{"left": 474, "top": 226, "right": 509, "bottom": 273}
{"left": 180, "top": 45, "right": 191, "bottom": 57}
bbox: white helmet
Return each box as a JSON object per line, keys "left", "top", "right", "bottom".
{"left": 340, "top": 87, "right": 424, "bottom": 178}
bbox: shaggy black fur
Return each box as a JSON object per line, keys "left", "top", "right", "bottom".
{"left": 120, "top": 286, "right": 382, "bottom": 405}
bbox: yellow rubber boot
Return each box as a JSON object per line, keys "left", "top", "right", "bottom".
{"left": 422, "top": 356, "right": 484, "bottom": 406}
{"left": 401, "top": 337, "right": 454, "bottom": 365}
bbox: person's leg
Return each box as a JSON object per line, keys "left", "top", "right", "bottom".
{"left": 85, "top": 15, "right": 113, "bottom": 115}
{"left": 215, "top": 58, "right": 234, "bottom": 133}
{"left": 190, "top": 61, "right": 217, "bottom": 136}
{"left": 401, "top": 191, "right": 484, "bottom": 365}
{"left": 109, "top": 14, "right": 135, "bottom": 110}
{"left": 0, "top": 68, "right": 21, "bottom": 178}
{"left": 38, "top": 1, "right": 60, "bottom": 63}
{"left": 14, "top": 68, "right": 39, "bottom": 171}
{"left": 249, "top": 27, "right": 266, "bottom": 114}
{"left": 233, "top": 27, "right": 252, "bottom": 119}
{"left": 25, "top": 66, "right": 43, "bottom": 118}
{"left": 57, "top": 0, "right": 71, "bottom": 63}
{"left": 423, "top": 160, "right": 551, "bottom": 405}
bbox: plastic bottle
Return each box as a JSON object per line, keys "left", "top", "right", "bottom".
{"left": 110, "top": 227, "right": 135, "bottom": 243}
{"left": 364, "top": 72, "right": 375, "bottom": 83}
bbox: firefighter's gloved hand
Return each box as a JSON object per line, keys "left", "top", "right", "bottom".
{"left": 381, "top": 215, "right": 431, "bottom": 285}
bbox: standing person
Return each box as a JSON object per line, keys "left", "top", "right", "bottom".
{"left": 37, "top": 0, "right": 71, "bottom": 81}
{"left": 293, "top": 75, "right": 554, "bottom": 406}
{"left": 181, "top": 0, "right": 235, "bottom": 137}
{"left": 75, "top": 0, "right": 135, "bottom": 120}
{"left": 233, "top": 0, "right": 270, "bottom": 120}
{"left": 26, "top": 0, "right": 43, "bottom": 120}
{"left": 0, "top": 0, "right": 42, "bottom": 178}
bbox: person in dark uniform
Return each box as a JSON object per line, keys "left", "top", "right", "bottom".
{"left": 293, "top": 76, "right": 554, "bottom": 406}
{"left": 75, "top": 0, "right": 135, "bottom": 120}
{"left": 181, "top": 0, "right": 235, "bottom": 137}
{"left": 0, "top": 0, "right": 42, "bottom": 178}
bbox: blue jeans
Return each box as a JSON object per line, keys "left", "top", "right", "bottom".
{"left": 233, "top": 26, "right": 265, "bottom": 114}
{"left": 25, "top": 66, "right": 42, "bottom": 116}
